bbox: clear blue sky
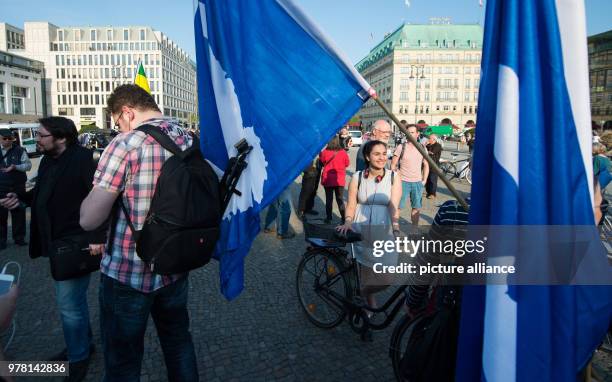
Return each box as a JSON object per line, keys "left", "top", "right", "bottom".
{"left": 1, "top": 0, "right": 611, "bottom": 64}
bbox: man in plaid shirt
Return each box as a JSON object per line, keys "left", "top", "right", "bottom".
{"left": 80, "top": 85, "right": 198, "bottom": 381}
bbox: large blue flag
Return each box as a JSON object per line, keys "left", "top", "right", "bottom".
{"left": 194, "top": 0, "right": 371, "bottom": 300}
{"left": 457, "top": 0, "right": 612, "bottom": 381}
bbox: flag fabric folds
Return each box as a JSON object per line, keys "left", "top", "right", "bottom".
{"left": 456, "top": 1, "right": 612, "bottom": 381}
{"left": 134, "top": 62, "right": 151, "bottom": 94}
{"left": 194, "top": 0, "right": 370, "bottom": 300}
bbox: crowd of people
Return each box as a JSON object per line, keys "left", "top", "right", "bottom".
{"left": 0, "top": 84, "right": 607, "bottom": 381}
{"left": 0, "top": 85, "right": 199, "bottom": 381}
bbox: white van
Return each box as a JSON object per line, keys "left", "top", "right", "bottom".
{"left": 0, "top": 123, "right": 40, "bottom": 157}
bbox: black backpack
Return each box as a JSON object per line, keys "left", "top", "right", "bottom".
{"left": 118, "top": 125, "right": 222, "bottom": 274}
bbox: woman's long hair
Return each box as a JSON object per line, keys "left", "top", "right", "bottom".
{"left": 326, "top": 136, "right": 342, "bottom": 151}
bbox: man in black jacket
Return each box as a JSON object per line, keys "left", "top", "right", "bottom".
{"left": 0, "top": 129, "right": 31, "bottom": 249}
{"left": 0, "top": 117, "right": 105, "bottom": 382}
{"left": 425, "top": 134, "right": 443, "bottom": 199}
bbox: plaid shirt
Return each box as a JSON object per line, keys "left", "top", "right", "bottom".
{"left": 94, "top": 117, "right": 193, "bottom": 292}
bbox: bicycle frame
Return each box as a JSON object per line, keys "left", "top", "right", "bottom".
{"left": 310, "top": 245, "right": 408, "bottom": 332}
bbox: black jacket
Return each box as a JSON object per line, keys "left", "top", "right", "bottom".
{"left": 426, "top": 142, "right": 443, "bottom": 164}
{"left": 0, "top": 144, "right": 27, "bottom": 195}
{"left": 20, "top": 145, "right": 106, "bottom": 259}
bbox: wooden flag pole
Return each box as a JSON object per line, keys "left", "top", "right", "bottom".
{"left": 372, "top": 96, "right": 470, "bottom": 212}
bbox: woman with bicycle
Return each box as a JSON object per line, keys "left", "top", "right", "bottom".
{"left": 336, "top": 140, "right": 402, "bottom": 315}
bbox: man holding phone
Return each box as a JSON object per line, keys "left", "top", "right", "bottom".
{"left": 0, "top": 117, "right": 105, "bottom": 382}
{"left": 0, "top": 129, "right": 31, "bottom": 250}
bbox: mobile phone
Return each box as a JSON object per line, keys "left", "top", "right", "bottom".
{"left": 0, "top": 274, "right": 14, "bottom": 295}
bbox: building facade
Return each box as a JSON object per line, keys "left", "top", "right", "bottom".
{"left": 588, "top": 30, "right": 612, "bottom": 129}
{"left": 7, "top": 21, "right": 197, "bottom": 129}
{"left": 0, "top": 23, "right": 26, "bottom": 51}
{"left": 0, "top": 50, "right": 45, "bottom": 123}
{"left": 355, "top": 22, "right": 483, "bottom": 131}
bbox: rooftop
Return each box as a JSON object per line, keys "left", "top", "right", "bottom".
{"left": 356, "top": 23, "right": 483, "bottom": 71}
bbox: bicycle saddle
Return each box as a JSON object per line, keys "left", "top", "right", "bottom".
{"left": 334, "top": 230, "right": 362, "bottom": 243}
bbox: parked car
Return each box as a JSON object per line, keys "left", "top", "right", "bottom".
{"left": 349, "top": 130, "right": 363, "bottom": 146}
{"left": 0, "top": 123, "right": 40, "bottom": 157}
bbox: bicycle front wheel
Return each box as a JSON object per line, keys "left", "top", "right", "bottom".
{"left": 296, "top": 249, "right": 351, "bottom": 329}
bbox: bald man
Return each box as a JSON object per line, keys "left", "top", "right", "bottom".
{"left": 355, "top": 120, "right": 392, "bottom": 172}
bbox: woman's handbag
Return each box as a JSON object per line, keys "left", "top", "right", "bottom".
{"left": 49, "top": 234, "right": 102, "bottom": 281}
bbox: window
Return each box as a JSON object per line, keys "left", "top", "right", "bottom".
{"left": 58, "top": 30, "right": 64, "bottom": 41}
{"left": 81, "top": 107, "right": 95, "bottom": 116}
{"left": 400, "top": 92, "right": 409, "bottom": 101}
{"left": 11, "top": 87, "right": 26, "bottom": 114}
{"left": 107, "top": 29, "right": 112, "bottom": 40}
{"left": 124, "top": 29, "right": 129, "bottom": 41}
{"left": 464, "top": 92, "right": 470, "bottom": 101}
{"left": 90, "top": 30, "right": 96, "bottom": 41}
{"left": 465, "top": 79, "right": 471, "bottom": 89}
{"left": 0, "top": 83, "right": 4, "bottom": 114}
{"left": 400, "top": 78, "right": 409, "bottom": 90}
{"left": 74, "top": 30, "right": 80, "bottom": 41}
{"left": 140, "top": 29, "right": 145, "bottom": 40}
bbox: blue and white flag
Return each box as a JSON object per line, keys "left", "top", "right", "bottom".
{"left": 194, "top": 0, "right": 371, "bottom": 300}
{"left": 457, "top": 0, "right": 612, "bottom": 381}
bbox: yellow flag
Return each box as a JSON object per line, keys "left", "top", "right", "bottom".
{"left": 134, "top": 62, "right": 151, "bottom": 94}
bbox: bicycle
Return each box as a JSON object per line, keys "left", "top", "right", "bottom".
{"left": 388, "top": 287, "right": 460, "bottom": 381}
{"left": 295, "top": 219, "right": 408, "bottom": 340}
{"left": 439, "top": 153, "right": 472, "bottom": 185}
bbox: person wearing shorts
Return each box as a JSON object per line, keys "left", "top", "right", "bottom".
{"left": 391, "top": 125, "right": 429, "bottom": 225}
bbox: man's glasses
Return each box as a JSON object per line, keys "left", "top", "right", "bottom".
{"left": 0, "top": 137, "right": 12, "bottom": 141}
{"left": 34, "top": 131, "right": 52, "bottom": 138}
{"left": 112, "top": 111, "right": 123, "bottom": 131}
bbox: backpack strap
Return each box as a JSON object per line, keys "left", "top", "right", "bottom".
{"left": 118, "top": 198, "right": 140, "bottom": 241}
{"left": 398, "top": 143, "right": 406, "bottom": 169}
{"left": 137, "top": 124, "right": 183, "bottom": 156}
{"left": 357, "top": 170, "right": 362, "bottom": 192}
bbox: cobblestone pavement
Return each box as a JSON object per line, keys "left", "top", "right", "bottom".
{"left": 0, "top": 146, "right": 608, "bottom": 381}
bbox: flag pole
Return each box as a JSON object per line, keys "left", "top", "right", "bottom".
{"left": 371, "top": 95, "right": 470, "bottom": 212}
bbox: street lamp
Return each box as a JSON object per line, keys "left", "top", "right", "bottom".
{"left": 409, "top": 64, "right": 425, "bottom": 124}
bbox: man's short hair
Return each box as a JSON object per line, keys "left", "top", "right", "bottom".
{"left": 38, "top": 116, "right": 78, "bottom": 146}
{"left": 107, "top": 84, "right": 161, "bottom": 115}
{"left": 372, "top": 120, "right": 391, "bottom": 132}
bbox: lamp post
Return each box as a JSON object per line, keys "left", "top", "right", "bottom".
{"left": 409, "top": 64, "right": 425, "bottom": 124}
